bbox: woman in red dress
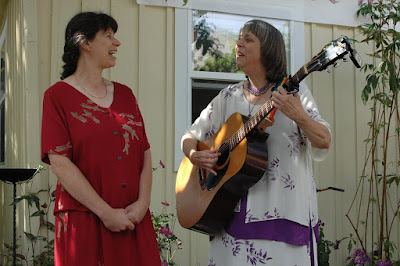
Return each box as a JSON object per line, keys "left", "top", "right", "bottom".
{"left": 41, "top": 12, "right": 160, "bottom": 265}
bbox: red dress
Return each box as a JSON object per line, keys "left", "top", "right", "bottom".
{"left": 41, "top": 81, "right": 161, "bottom": 266}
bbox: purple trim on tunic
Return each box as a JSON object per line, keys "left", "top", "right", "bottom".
{"left": 225, "top": 193, "right": 319, "bottom": 246}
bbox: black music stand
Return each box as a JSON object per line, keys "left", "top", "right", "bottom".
{"left": 0, "top": 168, "right": 38, "bottom": 266}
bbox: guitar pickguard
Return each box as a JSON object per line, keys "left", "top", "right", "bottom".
{"left": 206, "top": 158, "right": 231, "bottom": 191}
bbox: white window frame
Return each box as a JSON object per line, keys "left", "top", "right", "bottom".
{"left": 174, "top": 9, "right": 305, "bottom": 170}
{"left": 0, "top": 20, "right": 7, "bottom": 167}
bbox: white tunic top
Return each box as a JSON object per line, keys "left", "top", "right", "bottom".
{"left": 183, "top": 81, "right": 330, "bottom": 229}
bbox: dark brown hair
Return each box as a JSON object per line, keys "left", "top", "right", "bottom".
{"left": 60, "top": 12, "right": 118, "bottom": 80}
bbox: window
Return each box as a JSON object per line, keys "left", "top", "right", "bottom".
{"left": 175, "top": 9, "right": 305, "bottom": 169}
{"left": 0, "top": 21, "right": 7, "bottom": 166}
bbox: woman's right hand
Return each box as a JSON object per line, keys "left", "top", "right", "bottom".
{"left": 100, "top": 208, "right": 135, "bottom": 232}
{"left": 189, "top": 149, "right": 220, "bottom": 176}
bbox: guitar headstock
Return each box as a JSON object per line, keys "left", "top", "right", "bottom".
{"left": 306, "top": 37, "right": 363, "bottom": 74}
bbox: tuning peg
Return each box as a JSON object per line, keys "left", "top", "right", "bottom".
{"left": 343, "top": 57, "right": 349, "bottom": 62}
{"left": 326, "top": 68, "right": 331, "bottom": 74}
{"left": 334, "top": 62, "right": 339, "bottom": 68}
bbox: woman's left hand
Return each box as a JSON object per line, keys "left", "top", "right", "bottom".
{"left": 125, "top": 201, "right": 148, "bottom": 225}
{"left": 271, "top": 86, "right": 303, "bottom": 121}
{"left": 271, "top": 86, "right": 331, "bottom": 149}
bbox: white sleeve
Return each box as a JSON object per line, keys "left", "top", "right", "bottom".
{"left": 299, "top": 83, "right": 331, "bottom": 161}
{"left": 183, "top": 88, "right": 227, "bottom": 143}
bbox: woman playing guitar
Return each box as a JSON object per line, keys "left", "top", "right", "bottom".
{"left": 180, "top": 19, "right": 331, "bottom": 265}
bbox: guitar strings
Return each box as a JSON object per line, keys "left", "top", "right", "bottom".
{"left": 226, "top": 99, "right": 273, "bottom": 152}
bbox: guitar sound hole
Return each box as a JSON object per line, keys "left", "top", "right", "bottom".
{"left": 217, "top": 143, "right": 230, "bottom": 167}
{"left": 206, "top": 144, "right": 231, "bottom": 191}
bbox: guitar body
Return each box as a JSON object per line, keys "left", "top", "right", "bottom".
{"left": 176, "top": 112, "right": 269, "bottom": 235}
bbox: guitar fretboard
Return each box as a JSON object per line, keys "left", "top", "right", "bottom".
{"left": 229, "top": 99, "right": 275, "bottom": 149}
{"left": 227, "top": 68, "right": 308, "bottom": 151}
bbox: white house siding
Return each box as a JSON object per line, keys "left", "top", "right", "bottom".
{"left": 0, "top": 0, "right": 392, "bottom": 265}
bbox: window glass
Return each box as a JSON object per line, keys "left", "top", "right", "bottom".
{"left": 192, "top": 79, "right": 233, "bottom": 123}
{"left": 1, "top": 58, "right": 4, "bottom": 98}
{"left": 192, "top": 11, "right": 291, "bottom": 73}
{"left": 0, "top": 35, "right": 5, "bottom": 164}
{"left": 191, "top": 11, "right": 291, "bottom": 124}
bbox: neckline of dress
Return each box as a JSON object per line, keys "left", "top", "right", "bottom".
{"left": 61, "top": 81, "right": 115, "bottom": 109}
{"left": 241, "top": 81, "right": 265, "bottom": 106}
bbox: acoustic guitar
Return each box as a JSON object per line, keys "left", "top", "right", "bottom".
{"left": 175, "top": 37, "right": 362, "bottom": 235}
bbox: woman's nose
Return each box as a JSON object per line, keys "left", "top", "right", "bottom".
{"left": 114, "top": 38, "right": 121, "bottom": 47}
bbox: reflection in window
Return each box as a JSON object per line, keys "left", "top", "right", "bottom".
{"left": 192, "top": 11, "right": 290, "bottom": 73}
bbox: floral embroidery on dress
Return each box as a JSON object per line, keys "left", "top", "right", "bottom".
{"left": 264, "top": 208, "right": 281, "bottom": 219}
{"left": 208, "top": 103, "right": 214, "bottom": 120}
{"left": 53, "top": 141, "right": 72, "bottom": 153}
{"left": 306, "top": 108, "right": 320, "bottom": 120}
{"left": 287, "top": 131, "right": 306, "bottom": 156}
{"left": 49, "top": 141, "right": 72, "bottom": 159}
{"left": 208, "top": 258, "right": 216, "bottom": 266}
{"left": 246, "top": 209, "right": 260, "bottom": 223}
{"left": 281, "top": 174, "right": 295, "bottom": 190}
{"left": 246, "top": 207, "right": 282, "bottom": 222}
{"left": 221, "top": 234, "right": 273, "bottom": 265}
{"left": 81, "top": 102, "right": 106, "bottom": 113}
{"left": 120, "top": 113, "right": 143, "bottom": 155}
{"left": 221, "top": 85, "right": 236, "bottom": 99}
{"left": 82, "top": 109, "right": 100, "bottom": 124}
{"left": 71, "top": 112, "right": 88, "bottom": 123}
{"left": 267, "top": 158, "right": 279, "bottom": 181}
{"left": 127, "top": 120, "right": 143, "bottom": 127}
{"left": 57, "top": 211, "right": 68, "bottom": 239}
{"left": 205, "top": 125, "right": 216, "bottom": 139}
{"left": 71, "top": 100, "right": 105, "bottom": 124}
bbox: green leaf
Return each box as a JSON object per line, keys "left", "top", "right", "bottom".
{"left": 31, "top": 194, "right": 41, "bottom": 210}
{"left": 387, "top": 174, "right": 400, "bottom": 187}
{"left": 389, "top": 62, "right": 398, "bottom": 92}
{"left": 24, "top": 232, "right": 37, "bottom": 241}
{"left": 31, "top": 210, "right": 45, "bottom": 217}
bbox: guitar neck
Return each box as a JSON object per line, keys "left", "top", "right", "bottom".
{"left": 228, "top": 66, "right": 309, "bottom": 150}
{"left": 284, "top": 65, "right": 309, "bottom": 91}
{"left": 229, "top": 99, "right": 274, "bottom": 149}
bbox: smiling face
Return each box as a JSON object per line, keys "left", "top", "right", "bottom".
{"left": 235, "top": 30, "right": 265, "bottom": 76}
{"left": 87, "top": 27, "right": 121, "bottom": 69}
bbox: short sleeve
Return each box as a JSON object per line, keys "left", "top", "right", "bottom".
{"left": 41, "top": 90, "right": 73, "bottom": 164}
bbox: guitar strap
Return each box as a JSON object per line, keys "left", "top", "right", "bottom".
{"left": 267, "top": 77, "right": 289, "bottom": 121}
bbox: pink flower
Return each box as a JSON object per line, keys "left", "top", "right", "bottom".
{"left": 159, "top": 160, "right": 165, "bottom": 168}
{"left": 162, "top": 261, "right": 168, "bottom": 266}
{"left": 161, "top": 201, "right": 170, "bottom": 206}
{"left": 160, "top": 226, "right": 173, "bottom": 237}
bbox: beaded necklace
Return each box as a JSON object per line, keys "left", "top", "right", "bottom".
{"left": 246, "top": 79, "right": 273, "bottom": 96}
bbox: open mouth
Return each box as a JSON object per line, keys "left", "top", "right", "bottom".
{"left": 108, "top": 51, "right": 117, "bottom": 59}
